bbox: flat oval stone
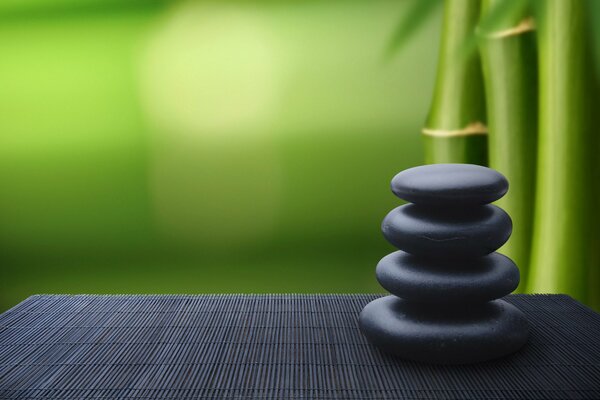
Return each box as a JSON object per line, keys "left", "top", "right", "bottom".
{"left": 382, "top": 204, "right": 511, "bottom": 258}
{"left": 376, "top": 251, "right": 519, "bottom": 303}
{"left": 391, "top": 164, "right": 508, "bottom": 205}
{"left": 359, "top": 296, "right": 529, "bottom": 364}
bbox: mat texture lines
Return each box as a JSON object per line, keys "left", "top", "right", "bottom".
{"left": 0, "top": 294, "right": 599, "bottom": 399}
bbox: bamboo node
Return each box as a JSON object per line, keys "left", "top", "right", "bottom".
{"left": 481, "top": 17, "right": 535, "bottom": 39}
{"left": 422, "top": 122, "right": 488, "bottom": 138}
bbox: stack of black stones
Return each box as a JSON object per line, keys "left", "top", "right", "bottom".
{"left": 359, "top": 164, "right": 529, "bottom": 364}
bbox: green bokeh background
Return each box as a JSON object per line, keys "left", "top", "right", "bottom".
{"left": 0, "top": 0, "right": 441, "bottom": 311}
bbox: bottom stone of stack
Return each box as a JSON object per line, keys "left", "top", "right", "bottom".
{"left": 359, "top": 296, "right": 530, "bottom": 364}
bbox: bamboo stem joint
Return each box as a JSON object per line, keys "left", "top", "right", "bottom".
{"left": 479, "top": 17, "right": 536, "bottom": 39}
{"left": 422, "top": 121, "right": 488, "bottom": 138}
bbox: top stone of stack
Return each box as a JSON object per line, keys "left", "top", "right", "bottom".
{"left": 391, "top": 164, "right": 508, "bottom": 206}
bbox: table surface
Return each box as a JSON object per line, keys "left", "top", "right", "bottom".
{"left": 0, "top": 294, "right": 599, "bottom": 399}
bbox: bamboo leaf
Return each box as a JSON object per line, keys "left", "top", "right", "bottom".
{"left": 385, "top": 0, "right": 440, "bottom": 60}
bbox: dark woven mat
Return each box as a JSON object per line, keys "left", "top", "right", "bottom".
{"left": 0, "top": 294, "right": 599, "bottom": 399}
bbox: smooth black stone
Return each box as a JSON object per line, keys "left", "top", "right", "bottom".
{"left": 376, "top": 251, "right": 519, "bottom": 303}
{"left": 382, "top": 204, "right": 512, "bottom": 258}
{"left": 391, "top": 164, "right": 508, "bottom": 206}
{"left": 359, "top": 296, "right": 530, "bottom": 364}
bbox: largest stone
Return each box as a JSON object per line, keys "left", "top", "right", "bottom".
{"left": 359, "top": 296, "right": 530, "bottom": 364}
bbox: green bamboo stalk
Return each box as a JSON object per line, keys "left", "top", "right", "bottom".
{"left": 591, "top": 105, "right": 600, "bottom": 311}
{"left": 586, "top": 0, "right": 600, "bottom": 311}
{"left": 477, "top": 0, "right": 537, "bottom": 292}
{"left": 527, "top": 0, "right": 595, "bottom": 302}
{"left": 424, "top": 0, "right": 487, "bottom": 165}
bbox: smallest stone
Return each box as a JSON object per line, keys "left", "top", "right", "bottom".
{"left": 391, "top": 163, "right": 508, "bottom": 206}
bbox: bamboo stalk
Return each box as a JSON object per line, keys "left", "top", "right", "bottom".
{"left": 424, "top": 0, "right": 487, "bottom": 165}
{"left": 586, "top": 0, "right": 600, "bottom": 311}
{"left": 477, "top": 0, "right": 537, "bottom": 292}
{"left": 527, "top": 0, "right": 595, "bottom": 302}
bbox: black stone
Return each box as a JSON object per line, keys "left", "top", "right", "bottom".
{"left": 391, "top": 163, "right": 508, "bottom": 206}
{"left": 360, "top": 163, "right": 528, "bottom": 364}
{"left": 382, "top": 204, "right": 512, "bottom": 258}
{"left": 376, "top": 251, "right": 520, "bottom": 303}
{"left": 359, "top": 296, "right": 530, "bottom": 364}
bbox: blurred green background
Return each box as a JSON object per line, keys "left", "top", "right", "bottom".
{"left": 0, "top": 0, "right": 442, "bottom": 311}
